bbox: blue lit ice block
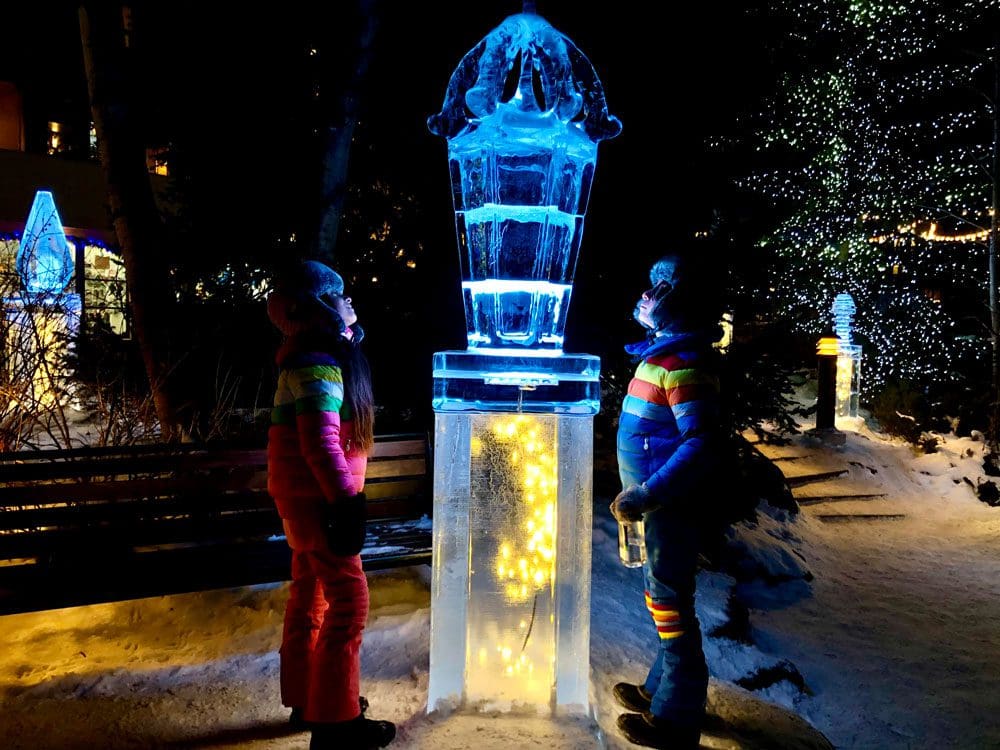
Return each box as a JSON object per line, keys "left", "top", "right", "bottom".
{"left": 430, "top": 12, "right": 620, "bottom": 351}
{"left": 432, "top": 350, "right": 600, "bottom": 414}
{"left": 16, "top": 190, "right": 74, "bottom": 295}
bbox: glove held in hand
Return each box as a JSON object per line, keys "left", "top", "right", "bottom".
{"left": 611, "top": 484, "right": 655, "bottom": 522}
{"left": 325, "top": 492, "right": 367, "bottom": 556}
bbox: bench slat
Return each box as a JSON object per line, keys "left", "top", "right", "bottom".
{"left": 0, "top": 537, "right": 432, "bottom": 615}
{"left": 0, "top": 472, "right": 267, "bottom": 506}
{"left": 0, "top": 488, "right": 426, "bottom": 541}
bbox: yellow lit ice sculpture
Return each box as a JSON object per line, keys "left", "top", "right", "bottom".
{"left": 427, "top": 10, "right": 620, "bottom": 716}
{"left": 832, "top": 293, "right": 861, "bottom": 419}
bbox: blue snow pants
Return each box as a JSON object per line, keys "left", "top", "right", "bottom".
{"left": 642, "top": 507, "right": 708, "bottom": 728}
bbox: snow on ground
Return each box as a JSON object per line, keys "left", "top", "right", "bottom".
{"left": 745, "top": 423, "right": 1000, "bottom": 749}
{"left": 1, "top": 420, "right": 997, "bottom": 748}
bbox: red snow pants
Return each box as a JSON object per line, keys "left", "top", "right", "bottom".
{"left": 279, "top": 547, "right": 369, "bottom": 723}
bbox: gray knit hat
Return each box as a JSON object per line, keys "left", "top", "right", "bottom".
{"left": 268, "top": 260, "right": 347, "bottom": 335}
{"left": 649, "top": 255, "right": 682, "bottom": 288}
{"left": 283, "top": 260, "right": 344, "bottom": 299}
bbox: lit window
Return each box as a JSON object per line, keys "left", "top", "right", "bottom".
{"left": 83, "top": 244, "right": 129, "bottom": 336}
{"left": 145, "top": 147, "right": 169, "bottom": 176}
{"left": 47, "top": 122, "right": 67, "bottom": 155}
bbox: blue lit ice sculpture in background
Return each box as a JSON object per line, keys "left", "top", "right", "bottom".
{"left": 832, "top": 292, "right": 861, "bottom": 419}
{"left": 4, "top": 190, "right": 81, "bottom": 406}
{"left": 16, "top": 190, "right": 74, "bottom": 295}
{"left": 427, "top": 10, "right": 619, "bottom": 720}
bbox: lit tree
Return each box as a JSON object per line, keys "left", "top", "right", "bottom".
{"left": 743, "top": 1, "right": 997, "bottom": 404}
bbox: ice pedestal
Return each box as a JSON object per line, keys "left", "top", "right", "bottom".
{"left": 428, "top": 350, "right": 597, "bottom": 715}
{"left": 3, "top": 293, "right": 81, "bottom": 405}
{"left": 836, "top": 344, "right": 862, "bottom": 419}
{"left": 831, "top": 293, "right": 861, "bottom": 419}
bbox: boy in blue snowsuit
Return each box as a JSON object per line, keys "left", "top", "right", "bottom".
{"left": 611, "top": 253, "right": 722, "bottom": 749}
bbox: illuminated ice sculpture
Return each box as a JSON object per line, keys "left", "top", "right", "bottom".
{"left": 427, "top": 11, "right": 619, "bottom": 716}
{"left": 831, "top": 292, "right": 861, "bottom": 419}
{"left": 4, "top": 190, "right": 81, "bottom": 404}
{"left": 15, "top": 190, "right": 74, "bottom": 295}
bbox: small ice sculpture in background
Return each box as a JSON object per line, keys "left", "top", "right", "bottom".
{"left": 4, "top": 190, "right": 81, "bottom": 408}
{"left": 831, "top": 292, "right": 861, "bottom": 419}
{"left": 429, "top": 12, "right": 620, "bottom": 351}
{"left": 15, "top": 190, "right": 74, "bottom": 295}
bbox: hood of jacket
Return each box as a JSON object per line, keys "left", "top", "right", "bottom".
{"left": 625, "top": 325, "right": 723, "bottom": 361}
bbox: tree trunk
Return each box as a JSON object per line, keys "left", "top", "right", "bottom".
{"left": 990, "top": 39, "right": 1000, "bottom": 449}
{"left": 79, "top": 4, "right": 185, "bottom": 440}
{"left": 311, "top": 0, "right": 378, "bottom": 264}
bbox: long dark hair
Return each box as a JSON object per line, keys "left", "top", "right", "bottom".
{"left": 340, "top": 341, "right": 375, "bottom": 452}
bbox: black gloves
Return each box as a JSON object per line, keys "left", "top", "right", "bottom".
{"left": 325, "top": 493, "right": 368, "bottom": 556}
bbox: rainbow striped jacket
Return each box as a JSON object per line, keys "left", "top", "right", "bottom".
{"left": 267, "top": 344, "right": 367, "bottom": 544}
{"left": 616, "top": 331, "right": 721, "bottom": 506}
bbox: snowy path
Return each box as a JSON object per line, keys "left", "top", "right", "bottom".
{"left": 753, "top": 427, "right": 1000, "bottom": 748}
{"left": 0, "top": 539, "right": 826, "bottom": 749}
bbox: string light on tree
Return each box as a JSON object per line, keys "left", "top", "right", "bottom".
{"left": 741, "top": 0, "right": 993, "bottom": 397}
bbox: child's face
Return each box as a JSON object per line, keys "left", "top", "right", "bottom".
{"left": 634, "top": 280, "right": 671, "bottom": 330}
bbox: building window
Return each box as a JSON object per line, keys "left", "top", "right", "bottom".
{"left": 0, "top": 238, "right": 18, "bottom": 293}
{"left": 0, "top": 82, "right": 25, "bottom": 151}
{"left": 83, "top": 244, "right": 129, "bottom": 336}
{"left": 89, "top": 122, "right": 98, "bottom": 159}
{"left": 145, "top": 146, "right": 169, "bottom": 176}
{"left": 47, "top": 121, "right": 68, "bottom": 156}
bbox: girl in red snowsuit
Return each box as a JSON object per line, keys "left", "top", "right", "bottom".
{"left": 266, "top": 260, "right": 394, "bottom": 750}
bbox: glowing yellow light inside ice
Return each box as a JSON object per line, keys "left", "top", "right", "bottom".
{"left": 475, "top": 414, "right": 560, "bottom": 688}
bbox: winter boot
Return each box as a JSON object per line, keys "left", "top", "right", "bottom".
{"left": 613, "top": 682, "right": 653, "bottom": 713}
{"left": 289, "top": 707, "right": 308, "bottom": 731}
{"left": 289, "top": 697, "right": 370, "bottom": 732}
{"left": 617, "top": 711, "right": 701, "bottom": 750}
{"left": 309, "top": 714, "right": 396, "bottom": 750}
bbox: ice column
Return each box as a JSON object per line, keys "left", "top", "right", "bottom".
{"left": 831, "top": 292, "right": 861, "bottom": 419}
{"left": 4, "top": 191, "right": 81, "bottom": 405}
{"left": 426, "top": 11, "right": 619, "bottom": 716}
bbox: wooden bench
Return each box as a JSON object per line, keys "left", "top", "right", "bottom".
{"left": 0, "top": 433, "right": 431, "bottom": 615}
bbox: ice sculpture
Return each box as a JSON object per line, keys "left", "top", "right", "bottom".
{"left": 831, "top": 292, "right": 861, "bottom": 419}
{"left": 427, "top": 11, "right": 619, "bottom": 717}
{"left": 4, "top": 190, "right": 80, "bottom": 405}
{"left": 428, "top": 10, "right": 620, "bottom": 351}
{"left": 15, "top": 190, "right": 74, "bottom": 295}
